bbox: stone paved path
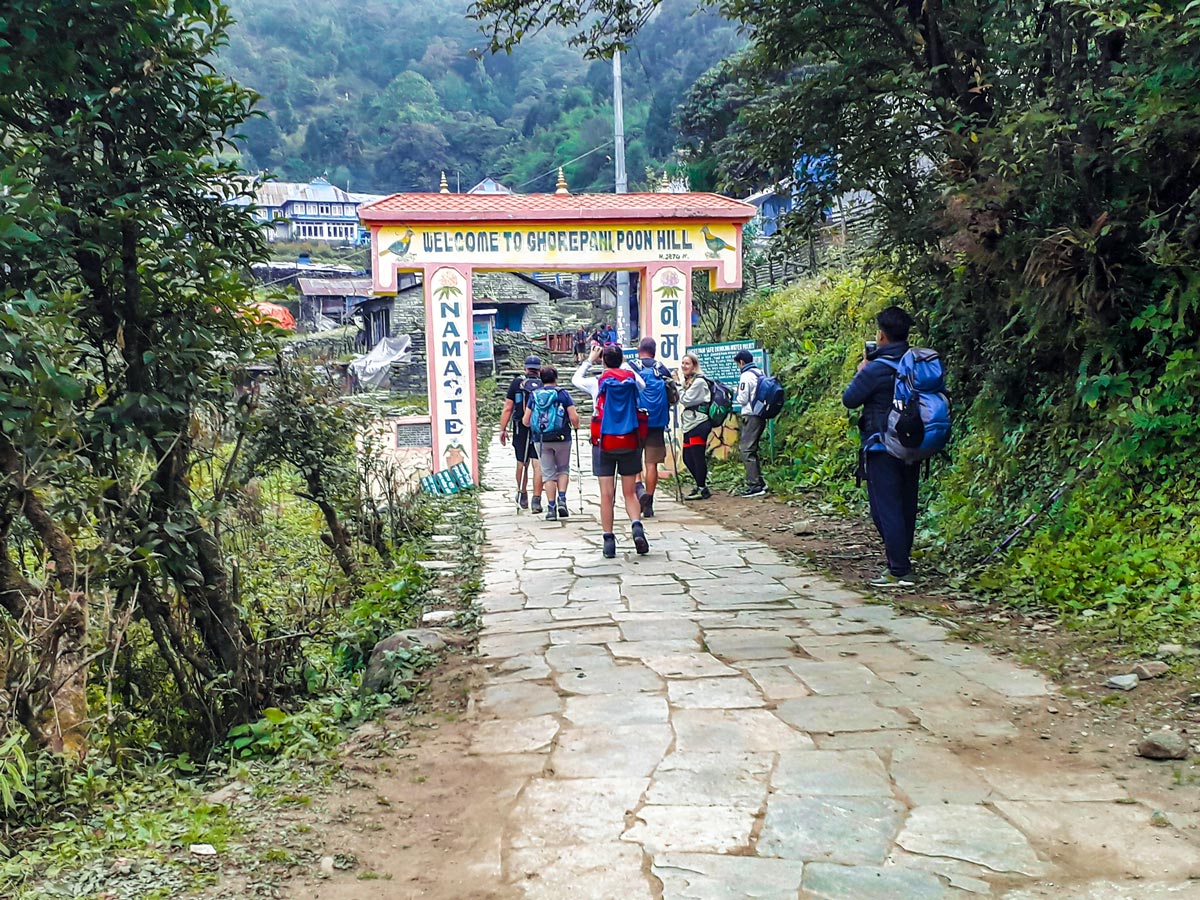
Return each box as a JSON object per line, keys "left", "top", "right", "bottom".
{"left": 473, "top": 436, "right": 1200, "bottom": 899}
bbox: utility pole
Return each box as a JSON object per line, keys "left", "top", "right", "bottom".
{"left": 613, "top": 50, "right": 631, "bottom": 346}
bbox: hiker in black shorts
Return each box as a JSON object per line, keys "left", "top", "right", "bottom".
{"left": 498, "top": 356, "right": 544, "bottom": 512}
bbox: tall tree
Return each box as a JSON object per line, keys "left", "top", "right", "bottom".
{"left": 1, "top": 0, "right": 272, "bottom": 748}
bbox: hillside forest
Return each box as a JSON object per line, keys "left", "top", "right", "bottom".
{"left": 218, "top": 0, "right": 742, "bottom": 194}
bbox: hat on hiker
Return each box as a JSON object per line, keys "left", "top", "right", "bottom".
{"left": 524, "top": 355, "right": 542, "bottom": 370}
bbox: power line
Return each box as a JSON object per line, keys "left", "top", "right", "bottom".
{"left": 511, "top": 139, "right": 616, "bottom": 191}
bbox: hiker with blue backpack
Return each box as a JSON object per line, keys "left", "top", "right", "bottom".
{"left": 522, "top": 366, "right": 581, "bottom": 521}
{"left": 842, "top": 306, "right": 951, "bottom": 588}
{"left": 572, "top": 344, "right": 650, "bottom": 558}
{"left": 734, "top": 349, "right": 785, "bottom": 497}
{"left": 629, "top": 337, "right": 677, "bottom": 518}
{"left": 498, "top": 356, "right": 545, "bottom": 513}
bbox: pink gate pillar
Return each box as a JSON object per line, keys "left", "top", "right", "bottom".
{"left": 423, "top": 264, "right": 478, "bottom": 484}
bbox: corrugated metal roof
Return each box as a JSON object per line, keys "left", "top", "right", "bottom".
{"left": 245, "top": 179, "right": 384, "bottom": 208}
{"left": 297, "top": 277, "right": 373, "bottom": 296}
{"left": 358, "top": 192, "right": 757, "bottom": 223}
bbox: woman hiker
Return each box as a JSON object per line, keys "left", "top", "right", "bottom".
{"left": 679, "top": 352, "right": 713, "bottom": 500}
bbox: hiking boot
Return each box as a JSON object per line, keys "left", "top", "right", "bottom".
{"left": 868, "top": 573, "right": 915, "bottom": 589}
{"left": 631, "top": 521, "right": 650, "bottom": 555}
{"left": 531, "top": 496, "right": 543, "bottom": 514}
{"left": 739, "top": 485, "right": 768, "bottom": 498}
{"left": 640, "top": 493, "right": 654, "bottom": 518}
{"left": 602, "top": 533, "right": 617, "bottom": 559}
{"left": 518, "top": 491, "right": 529, "bottom": 509}
{"left": 683, "top": 487, "right": 708, "bottom": 501}
{"left": 558, "top": 503, "right": 569, "bottom": 519}
{"left": 544, "top": 503, "right": 557, "bottom": 521}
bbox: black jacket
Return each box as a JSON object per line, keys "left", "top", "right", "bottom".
{"left": 842, "top": 341, "right": 909, "bottom": 448}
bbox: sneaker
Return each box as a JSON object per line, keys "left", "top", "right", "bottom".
{"left": 868, "top": 573, "right": 915, "bottom": 589}
{"left": 531, "top": 497, "right": 543, "bottom": 514}
{"left": 558, "top": 503, "right": 569, "bottom": 519}
{"left": 640, "top": 493, "right": 654, "bottom": 518}
{"left": 602, "top": 533, "right": 617, "bottom": 559}
{"left": 518, "top": 491, "right": 529, "bottom": 509}
{"left": 631, "top": 521, "right": 650, "bottom": 555}
{"left": 739, "top": 486, "right": 768, "bottom": 498}
{"left": 683, "top": 487, "right": 712, "bottom": 501}
{"left": 544, "top": 503, "right": 557, "bottom": 521}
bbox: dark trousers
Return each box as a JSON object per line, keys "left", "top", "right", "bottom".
{"left": 739, "top": 415, "right": 766, "bottom": 489}
{"left": 683, "top": 422, "right": 712, "bottom": 488}
{"left": 865, "top": 451, "right": 920, "bottom": 576}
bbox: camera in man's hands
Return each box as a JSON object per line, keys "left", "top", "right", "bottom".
{"left": 864, "top": 340, "right": 878, "bottom": 359}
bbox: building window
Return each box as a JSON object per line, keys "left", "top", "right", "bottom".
{"left": 319, "top": 204, "right": 330, "bottom": 216}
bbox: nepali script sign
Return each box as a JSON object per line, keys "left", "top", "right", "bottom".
{"left": 686, "top": 340, "right": 767, "bottom": 386}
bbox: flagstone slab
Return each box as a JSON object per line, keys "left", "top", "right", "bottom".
{"left": 801, "top": 862, "right": 950, "bottom": 900}
{"left": 480, "top": 631, "right": 552, "bottom": 659}
{"left": 508, "top": 843, "right": 655, "bottom": 900}
{"left": 508, "top": 776, "right": 649, "bottom": 848}
{"left": 772, "top": 749, "right": 891, "bottom": 797}
{"left": 759, "top": 795, "right": 906, "bottom": 865}
{"left": 550, "top": 724, "right": 672, "bottom": 778}
{"left": 623, "top": 804, "right": 755, "bottom": 853}
{"left": 618, "top": 615, "right": 701, "bottom": 642}
{"left": 896, "top": 805, "right": 1047, "bottom": 877}
{"left": 646, "top": 751, "right": 773, "bottom": 808}
{"left": 652, "top": 853, "right": 805, "bottom": 900}
{"left": 704, "top": 629, "right": 800, "bottom": 661}
{"left": 479, "top": 682, "right": 563, "bottom": 719}
{"left": 568, "top": 581, "right": 623, "bottom": 604}
{"left": 543, "top": 643, "right": 614, "bottom": 672}
{"left": 743, "top": 665, "right": 811, "bottom": 700}
{"left": 787, "top": 661, "right": 895, "bottom": 696}
{"left": 548, "top": 625, "right": 623, "bottom": 645}
{"left": 642, "top": 653, "right": 742, "bottom": 679}
{"left": 471, "top": 715, "right": 560, "bottom": 755}
{"left": 776, "top": 695, "right": 910, "bottom": 733}
{"left": 488, "top": 653, "right": 552, "bottom": 684}
{"left": 667, "top": 676, "right": 765, "bottom": 709}
{"left": 555, "top": 663, "right": 665, "bottom": 696}
{"left": 627, "top": 594, "right": 698, "bottom": 612}
{"left": 889, "top": 744, "right": 996, "bottom": 805}
{"left": 563, "top": 694, "right": 670, "bottom": 728}
{"left": 673, "top": 708, "right": 815, "bottom": 753}
{"left": 610, "top": 639, "right": 701, "bottom": 659}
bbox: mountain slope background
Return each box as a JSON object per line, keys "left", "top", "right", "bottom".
{"left": 219, "top": 0, "right": 742, "bottom": 195}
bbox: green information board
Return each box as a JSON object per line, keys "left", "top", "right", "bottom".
{"left": 686, "top": 340, "right": 768, "bottom": 385}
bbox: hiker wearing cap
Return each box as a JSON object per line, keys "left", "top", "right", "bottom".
{"left": 629, "top": 336, "right": 675, "bottom": 518}
{"left": 735, "top": 349, "right": 768, "bottom": 497}
{"left": 522, "top": 366, "right": 580, "bottom": 520}
{"left": 842, "top": 306, "right": 918, "bottom": 588}
{"left": 679, "top": 352, "right": 713, "bottom": 500}
{"left": 572, "top": 344, "right": 650, "bottom": 558}
{"left": 498, "top": 355, "right": 544, "bottom": 513}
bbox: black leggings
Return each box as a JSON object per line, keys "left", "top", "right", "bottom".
{"left": 682, "top": 421, "right": 712, "bottom": 488}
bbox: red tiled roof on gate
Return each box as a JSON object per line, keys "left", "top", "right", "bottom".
{"left": 357, "top": 192, "right": 756, "bottom": 223}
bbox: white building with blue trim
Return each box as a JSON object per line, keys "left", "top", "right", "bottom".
{"left": 233, "top": 177, "right": 386, "bottom": 244}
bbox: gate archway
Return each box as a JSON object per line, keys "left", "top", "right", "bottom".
{"left": 359, "top": 187, "right": 755, "bottom": 483}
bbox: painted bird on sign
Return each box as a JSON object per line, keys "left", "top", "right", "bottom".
{"left": 385, "top": 228, "right": 415, "bottom": 256}
{"left": 700, "top": 226, "right": 732, "bottom": 258}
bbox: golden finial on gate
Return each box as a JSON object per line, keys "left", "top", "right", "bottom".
{"left": 555, "top": 167, "right": 570, "bottom": 195}
{"left": 659, "top": 171, "right": 671, "bottom": 192}
{"left": 439, "top": 171, "right": 450, "bottom": 193}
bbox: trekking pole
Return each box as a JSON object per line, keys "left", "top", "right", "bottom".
{"left": 669, "top": 404, "right": 684, "bottom": 504}
{"left": 518, "top": 426, "right": 533, "bottom": 513}
{"left": 573, "top": 427, "right": 584, "bottom": 516}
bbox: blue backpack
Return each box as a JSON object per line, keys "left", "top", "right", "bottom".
{"left": 593, "top": 369, "right": 644, "bottom": 453}
{"left": 877, "top": 348, "right": 951, "bottom": 463}
{"left": 530, "top": 387, "right": 568, "bottom": 440}
{"left": 747, "top": 366, "right": 786, "bottom": 420}
{"left": 631, "top": 359, "right": 672, "bottom": 428}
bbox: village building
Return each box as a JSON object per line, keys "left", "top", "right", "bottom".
{"left": 296, "top": 277, "right": 373, "bottom": 325}
{"left": 232, "top": 177, "right": 387, "bottom": 244}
